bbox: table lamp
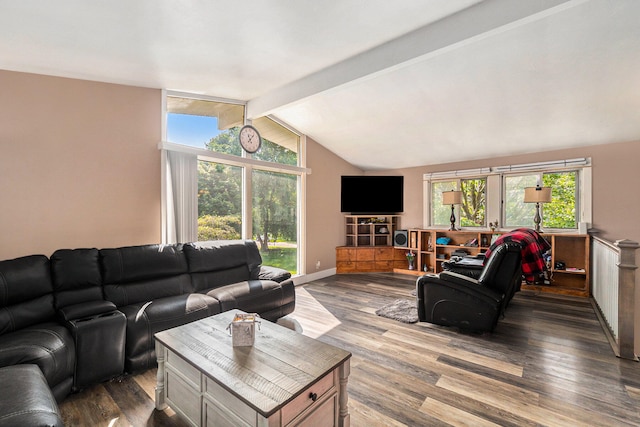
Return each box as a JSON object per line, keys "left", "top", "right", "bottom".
{"left": 524, "top": 185, "right": 552, "bottom": 232}
{"left": 442, "top": 190, "right": 463, "bottom": 231}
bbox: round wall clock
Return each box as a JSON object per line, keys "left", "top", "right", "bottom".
{"left": 238, "top": 125, "right": 262, "bottom": 153}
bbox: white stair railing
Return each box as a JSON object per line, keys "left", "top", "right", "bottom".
{"left": 591, "top": 236, "right": 639, "bottom": 360}
{"left": 592, "top": 238, "right": 619, "bottom": 337}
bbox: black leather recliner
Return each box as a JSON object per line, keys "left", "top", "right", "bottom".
{"left": 0, "top": 364, "right": 64, "bottom": 427}
{"left": 0, "top": 255, "right": 75, "bottom": 401}
{"left": 416, "top": 241, "right": 523, "bottom": 332}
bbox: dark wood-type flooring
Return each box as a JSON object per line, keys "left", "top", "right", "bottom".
{"left": 60, "top": 273, "right": 640, "bottom": 426}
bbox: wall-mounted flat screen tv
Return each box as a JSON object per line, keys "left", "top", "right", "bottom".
{"left": 340, "top": 175, "right": 404, "bottom": 214}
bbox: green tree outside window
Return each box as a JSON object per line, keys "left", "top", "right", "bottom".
{"left": 504, "top": 171, "right": 577, "bottom": 229}
{"left": 197, "top": 126, "right": 299, "bottom": 273}
{"left": 432, "top": 181, "right": 456, "bottom": 226}
{"left": 460, "top": 178, "right": 486, "bottom": 227}
{"left": 543, "top": 171, "right": 577, "bottom": 229}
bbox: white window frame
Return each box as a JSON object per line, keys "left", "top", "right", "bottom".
{"left": 423, "top": 158, "right": 592, "bottom": 233}
{"left": 502, "top": 169, "right": 580, "bottom": 232}
{"left": 160, "top": 90, "right": 310, "bottom": 274}
{"left": 428, "top": 178, "right": 488, "bottom": 229}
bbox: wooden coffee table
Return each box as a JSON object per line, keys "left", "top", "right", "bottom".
{"left": 154, "top": 310, "right": 352, "bottom": 427}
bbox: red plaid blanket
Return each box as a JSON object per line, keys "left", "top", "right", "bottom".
{"left": 484, "top": 228, "right": 551, "bottom": 282}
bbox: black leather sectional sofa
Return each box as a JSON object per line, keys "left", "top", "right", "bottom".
{"left": 0, "top": 240, "right": 295, "bottom": 426}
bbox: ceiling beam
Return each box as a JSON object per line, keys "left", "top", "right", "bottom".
{"left": 246, "top": 0, "right": 587, "bottom": 119}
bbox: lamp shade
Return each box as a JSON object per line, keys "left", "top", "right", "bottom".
{"left": 442, "top": 190, "right": 463, "bottom": 205}
{"left": 524, "top": 186, "right": 552, "bottom": 203}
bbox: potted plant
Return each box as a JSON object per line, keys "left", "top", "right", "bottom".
{"left": 406, "top": 251, "right": 416, "bottom": 270}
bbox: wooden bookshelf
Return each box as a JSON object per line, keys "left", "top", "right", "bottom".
{"left": 337, "top": 215, "right": 401, "bottom": 273}
{"left": 337, "top": 219, "right": 590, "bottom": 296}
{"left": 343, "top": 215, "right": 399, "bottom": 247}
{"left": 392, "top": 229, "right": 590, "bottom": 297}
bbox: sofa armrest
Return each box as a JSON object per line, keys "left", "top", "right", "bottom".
{"left": 58, "top": 300, "right": 118, "bottom": 322}
{"left": 258, "top": 265, "right": 292, "bottom": 283}
{"left": 438, "top": 271, "right": 481, "bottom": 286}
{"left": 441, "top": 259, "right": 484, "bottom": 279}
{"left": 417, "top": 273, "right": 503, "bottom": 306}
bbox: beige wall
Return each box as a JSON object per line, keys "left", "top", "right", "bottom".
{"left": 308, "top": 139, "right": 640, "bottom": 263}
{"left": 0, "top": 70, "right": 161, "bottom": 259}
{"left": 304, "top": 137, "right": 640, "bottom": 275}
{"left": 305, "top": 137, "right": 362, "bottom": 273}
{"left": 383, "top": 140, "right": 640, "bottom": 245}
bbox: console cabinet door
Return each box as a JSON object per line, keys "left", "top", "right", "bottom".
{"left": 336, "top": 248, "right": 357, "bottom": 273}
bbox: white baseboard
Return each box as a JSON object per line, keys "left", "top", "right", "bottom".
{"left": 292, "top": 268, "right": 336, "bottom": 285}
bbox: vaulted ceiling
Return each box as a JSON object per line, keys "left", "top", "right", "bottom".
{"left": 2, "top": 0, "right": 639, "bottom": 170}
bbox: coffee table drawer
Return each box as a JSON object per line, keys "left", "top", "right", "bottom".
{"left": 288, "top": 393, "right": 336, "bottom": 427}
{"left": 166, "top": 366, "right": 202, "bottom": 426}
{"left": 166, "top": 349, "right": 201, "bottom": 390}
{"left": 203, "top": 396, "right": 252, "bottom": 427}
{"left": 204, "top": 377, "right": 255, "bottom": 426}
{"left": 281, "top": 369, "right": 335, "bottom": 425}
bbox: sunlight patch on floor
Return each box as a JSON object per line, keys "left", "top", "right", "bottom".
{"left": 625, "top": 384, "right": 640, "bottom": 401}
{"left": 288, "top": 286, "right": 342, "bottom": 339}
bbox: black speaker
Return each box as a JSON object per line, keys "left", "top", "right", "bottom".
{"left": 394, "top": 230, "right": 408, "bottom": 247}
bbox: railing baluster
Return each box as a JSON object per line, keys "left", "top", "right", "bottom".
{"left": 592, "top": 237, "right": 619, "bottom": 339}
{"left": 615, "top": 239, "right": 639, "bottom": 361}
{"left": 591, "top": 236, "right": 638, "bottom": 360}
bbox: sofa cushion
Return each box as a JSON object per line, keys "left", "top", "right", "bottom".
{"left": 101, "top": 244, "right": 193, "bottom": 306}
{"left": 0, "top": 364, "right": 64, "bottom": 427}
{"left": 0, "top": 255, "right": 56, "bottom": 335}
{"left": 118, "top": 293, "right": 221, "bottom": 372}
{"left": 103, "top": 273, "right": 193, "bottom": 308}
{"left": 0, "top": 322, "right": 75, "bottom": 391}
{"left": 100, "top": 243, "right": 189, "bottom": 283}
{"left": 50, "top": 248, "right": 103, "bottom": 308}
{"left": 205, "top": 279, "right": 295, "bottom": 322}
{"left": 185, "top": 240, "right": 262, "bottom": 292}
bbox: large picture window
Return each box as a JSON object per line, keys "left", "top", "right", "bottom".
{"left": 504, "top": 171, "right": 578, "bottom": 230}
{"left": 431, "top": 181, "right": 456, "bottom": 227}
{"left": 460, "top": 178, "right": 486, "bottom": 227}
{"left": 504, "top": 174, "right": 538, "bottom": 228}
{"left": 430, "top": 178, "right": 486, "bottom": 228}
{"left": 164, "top": 93, "right": 304, "bottom": 274}
{"left": 167, "top": 96, "right": 244, "bottom": 150}
{"left": 425, "top": 160, "right": 587, "bottom": 231}
{"left": 197, "top": 160, "right": 242, "bottom": 241}
{"left": 251, "top": 116, "right": 299, "bottom": 166}
{"left": 252, "top": 170, "right": 298, "bottom": 273}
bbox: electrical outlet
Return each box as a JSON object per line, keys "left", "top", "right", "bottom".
{"left": 316, "top": 260, "right": 321, "bottom": 270}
